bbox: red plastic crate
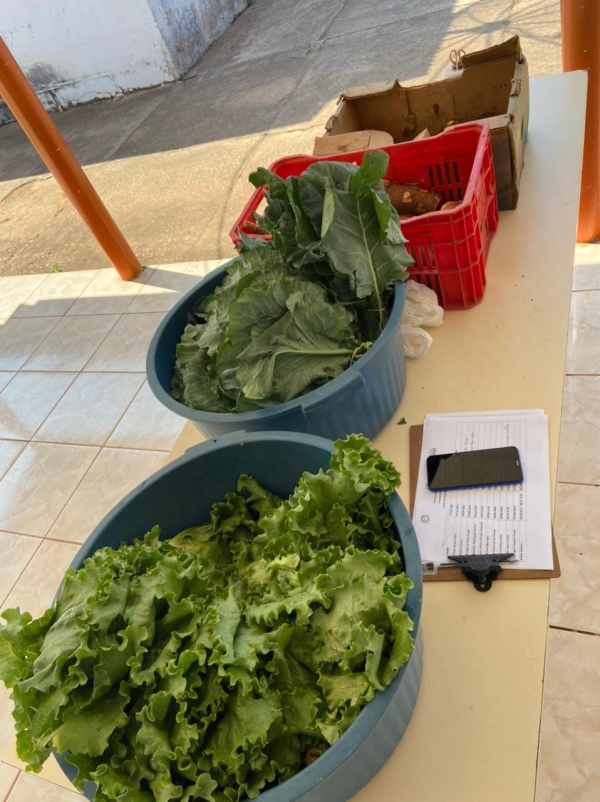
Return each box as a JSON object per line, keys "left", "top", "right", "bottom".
{"left": 229, "top": 123, "right": 498, "bottom": 310}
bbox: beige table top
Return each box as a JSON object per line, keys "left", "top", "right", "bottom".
{"left": 5, "top": 69, "right": 585, "bottom": 800}
{"left": 167, "top": 70, "right": 587, "bottom": 802}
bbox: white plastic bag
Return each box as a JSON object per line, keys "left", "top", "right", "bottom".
{"left": 400, "top": 280, "right": 444, "bottom": 358}
{"left": 401, "top": 326, "right": 433, "bottom": 359}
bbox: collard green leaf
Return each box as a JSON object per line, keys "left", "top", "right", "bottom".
{"left": 176, "top": 349, "right": 234, "bottom": 413}
{"left": 236, "top": 281, "right": 358, "bottom": 403}
{"left": 350, "top": 149, "right": 388, "bottom": 197}
{"left": 173, "top": 154, "right": 413, "bottom": 412}
{"left": 320, "top": 184, "right": 412, "bottom": 327}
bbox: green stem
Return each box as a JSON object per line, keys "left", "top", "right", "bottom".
{"left": 355, "top": 199, "right": 384, "bottom": 332}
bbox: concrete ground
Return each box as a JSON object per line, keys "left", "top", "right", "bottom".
{"left": 0, "top": 0, "right": 561, "bottom": 276}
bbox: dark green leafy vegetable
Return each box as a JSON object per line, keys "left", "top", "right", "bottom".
{"left": 0, "top": 436, "right": 414, "bottom": 802}
{"left": 173, "top": 152, "right": 413, "bottom": 411}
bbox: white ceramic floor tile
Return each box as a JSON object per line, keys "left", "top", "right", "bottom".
{"left": 0, "top": 442, "right": 26, "bottom": 481}
{"left": 0, "top": 274, "right": 45, "bottom": 319}
{"left": 12, "top": 270, "right": 98, "bottom": 318}
{"left": 6, "top": 764, "right": 82, "bottom": 801}
{"left": 558, "top": 376, "right": 600, "bottom": 484}
{"left": 0, "top": 373, "right": 75, "bottom": 440}
{"left": 0, "top": 751, "right": 76, "bottom": 794}
{"left": 0, "top": 318, "right": 60, "bottom": 371}
{"left": 107, "top": 380, "right": 185, "bottom": 450}
{"left": 573, "top": 243, "right": 600, "bottom": 290}
{"left": 2, "top": 539, "right": 79, "bottom": 621}
{"left": 22, "top": 315, "right": 119, "bottom": 372}
{"left": 0, "top": 762, "right": 18, "bottom": 800}
{"left": 66, "top": 266, "right": 152, "bottom": 316}
{"left": 0, "top": 374, "right": 14, "bottom": 394}
{"left": 0, "top": 685, "right": 16, "bottom": 765}
{"left": 535, "top": 629, "right": 600, "bottom": 802}
{"left": 549, "top": 483, "right": 600, "bottom": 634}
{"left": 125, "top": 261, "right": 221, "bottom": 313}
{"left": 0, "top": 442, "right": 98, "bottom": 537}
{"left": 49, "top": 447, "right": 166, "bottom": 544}
{"left": 566, "top": 291, "right": 600, "bottom": 374}
{"left": 0, "top": 532, "right": 40, "bottom": 606}
{"left": 84, "top": 313, "right": 164, "bottom": 372}
{"left": 34, "top": 373, "right": 144, "bottom": 446}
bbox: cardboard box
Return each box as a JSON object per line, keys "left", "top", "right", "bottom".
{"left": 324, "top": 36, "right": 529, "bottom": 210}
{"left": 313, "top": 129, "right": 393, "bottom": 156}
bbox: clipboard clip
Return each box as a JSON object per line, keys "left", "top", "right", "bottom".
{"left": 448, "top": 553, "right": 513, "bottom": 592}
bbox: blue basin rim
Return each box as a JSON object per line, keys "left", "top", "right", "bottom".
{"left": 145, "top": 259, "right": 406, "bottom": 432}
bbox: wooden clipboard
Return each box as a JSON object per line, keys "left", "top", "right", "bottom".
{"left": 409, "top": 425, "right": 561, "bottom": 582}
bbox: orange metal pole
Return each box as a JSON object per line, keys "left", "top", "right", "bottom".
{"left": 0, "top": 37, "right": 142, "bottom": 280}
{"left": 561, "top": 0, "right": 600, "bottom": 242}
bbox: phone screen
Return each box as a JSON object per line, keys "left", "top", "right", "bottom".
{"left": 426, "top": 446, "right": 523, "bottom": 491}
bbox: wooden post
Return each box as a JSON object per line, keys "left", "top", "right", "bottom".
{"left": 562, "top": 0, "right": 600, "bottom": 242}
{"left": 0, "top": 36, "right": 142, "bottom": 280}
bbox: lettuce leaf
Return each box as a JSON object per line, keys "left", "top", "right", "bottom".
{"left": 0, "top": 436, "right": 414, "bottom": 801}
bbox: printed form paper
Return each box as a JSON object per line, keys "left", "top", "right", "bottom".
{"left": 412, "top": 410, "right": 553, "bottom": 571}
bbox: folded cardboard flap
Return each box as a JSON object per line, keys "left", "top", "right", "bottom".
{"left": 326, "top": 60, "right": 518, "bottom": 139}
{"left": 461, "top": 33, "right": 522, "bottom": 67}
{"left": 313, "top": 129, "right": 393, "bottom": 156}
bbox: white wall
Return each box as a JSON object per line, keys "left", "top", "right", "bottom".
{"left": 0, "top": 0, "right": 245, "bottom": 121}
{"left": 147, "top": 0, "right": 246, "bottom": 76}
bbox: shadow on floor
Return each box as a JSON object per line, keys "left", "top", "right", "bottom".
{"left": 0, "top": 0, "right": 517, "bottom": 181}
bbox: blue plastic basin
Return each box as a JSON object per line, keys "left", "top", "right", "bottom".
{"left": 54, "top": 431, "right": 423, "bottom": 802}
{"left": 146, "top": 261, "right": 407, "bottom": 440}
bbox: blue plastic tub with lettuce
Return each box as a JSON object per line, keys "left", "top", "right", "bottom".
{"left": 147, "top": 151, "right": 413, "bottom": 440}
{"left": 0, "top": 432, "right": 423, "bottom": 802}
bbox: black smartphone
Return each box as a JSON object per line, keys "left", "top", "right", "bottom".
{"left": 426, "top": 446, "right": 523, "bottom": 491}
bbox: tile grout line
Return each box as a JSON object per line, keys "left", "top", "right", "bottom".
{"left": 6, "top": 289, "right": 106, "bottom": 540}
{"left": 119, "top": 267, "right": 157, "bottom": 315}
{"left": 76, "top": 310, "right": 125, "bottom": 373}
{"left": 0, "top": 270, "right": 103, "bottom": 367}
{"left": 0, "top": 530, "right": 45, "bottom": 541}
{"left": 0, "top": 441, "right": 27, "bottom": 483}
{"left": 0, "top": 526, "right": 94, "bottom": 547}
{"left": 40, "top": 445, "right": 103, "bottom": 541}
{"left": 24, "top": 374, "right": 79, "bottom": 444}
{"left": 29, "top": 441, "right": 169, "bottom": 454}
{"left": 0, "top": 370, "right": 79, "bottom": 440}
{"left": 549, "top": 624, "right": 600, "bottom": 639}
{"left": 0, "top": 276, "right": 127, "bottom": 522}
{"left": 557, "top": 479, "right": 600, "bottom": 488}
{"left": 13, "top": 269, "right": 100, "bottom": 320}
{"left": 38, "top": 442, "right": 169, "bottom": 543}
{"left": 1, "top": 768, "right": 20, "bottom": 802}
{"left": 102, "top": 378, "right": 147, "bottom": 446}
{"left": 13, "top": 369, "right": 145, "bottom": 377}
{"left": 20, "top": 314, "right": 120, "bottom": 373}
{"left": 4, "top": 314, "right": 64, "bottom": 372}
{"left": 0, "top": 274, "right": 48, "bottom": 319}
{"left": 0, "top": 535, "right": 43, "bottom": 609}
{"left": 532, "top": 573, "right": 553, "bottom": 802}
{"left": 20, "top": 367, "right": 145, "bottom": 374}
{"left": 28, "top": 373, "right": 145, "bottom": 447}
